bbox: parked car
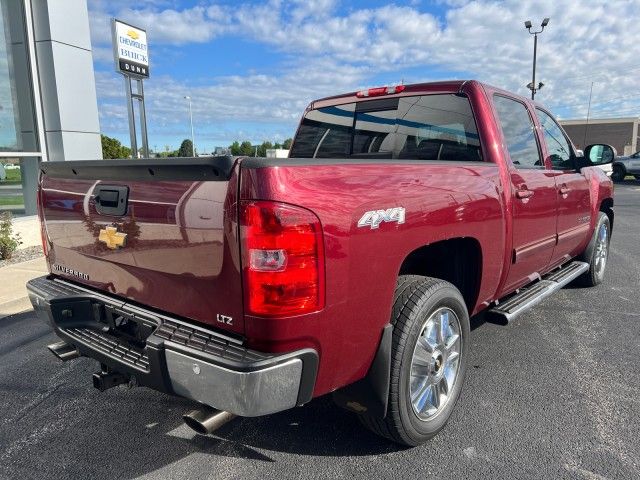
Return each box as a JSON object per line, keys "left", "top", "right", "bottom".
{"left": 612, "top": 150, "right": 640, "bottom": 181}
{"left": 27, "top": 80, "right": 614, "bottom": 446}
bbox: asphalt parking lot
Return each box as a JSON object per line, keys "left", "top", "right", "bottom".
{"left": 1, "top": 182, "right": 639, "bottom": 480}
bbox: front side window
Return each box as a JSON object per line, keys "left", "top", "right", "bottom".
{"left": 537, "top": 109, "right": 574, "bottom": 169}
{"left": 493, "top": 95, "right": 542, "bottom": 168}
{"left": 290, "top": 94, "right": 482, "bottom": 161}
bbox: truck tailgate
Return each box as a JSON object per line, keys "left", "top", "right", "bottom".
{"left": 38, "top": 157, "right": 244, "bottom": 335}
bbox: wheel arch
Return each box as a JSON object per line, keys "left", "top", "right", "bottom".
{"left": 612, "top": 160, "right": 626, "bottom": 169}
{"left": 397, "top": 237, "right": 483, "bottom": 313}
{"left": 333, "top": 238, "right": 483, "bottom": 419}
{"left": 599, "top": 197, "right": 614, "bottom": 230}
{"left": 611, "top": 161, "right": 627, "bottom": 176}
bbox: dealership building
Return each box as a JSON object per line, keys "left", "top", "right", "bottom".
{"left": 0, "top": 0, "right": 101, "bottom": 215}
{"left": 560, "top": 117, "right": 639, "bottom": 156}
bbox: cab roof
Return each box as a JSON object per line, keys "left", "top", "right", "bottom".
{"left": 309, "top": 79, "right": 543, "bottom": 111}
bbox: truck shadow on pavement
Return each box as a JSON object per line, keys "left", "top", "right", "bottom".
{"left": 0, "top": 313, "right": 404, "bottom": 479}
{"left": 212, "top": 395, "right": 402, "bottom": 457}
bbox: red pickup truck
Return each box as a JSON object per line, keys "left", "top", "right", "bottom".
{"left": 27, "top": 80, "right": 614, "bottom": 446}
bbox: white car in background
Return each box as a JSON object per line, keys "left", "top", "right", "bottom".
{"left": 577, "top": 147, "right": 613, "bottom": 177}
{"left": 597, "top": 161, "right": 613, "bottom": 177}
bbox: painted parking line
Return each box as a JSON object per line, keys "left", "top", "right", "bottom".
{"left": 165, "top": 423, "right": 196, "bottom": 440}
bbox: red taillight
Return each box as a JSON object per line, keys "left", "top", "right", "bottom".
{"left": 240, "top": 201, "right": 325, "bottom": 317}
{"left": 36, "top": 187, "right": 49, "bottom": 257}
{"left": 356, "top": 84, "right": 406, "bottom": 98}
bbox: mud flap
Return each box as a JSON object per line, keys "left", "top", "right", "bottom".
{"left": 332, "top": 324, "right": 392, "bottom": 418}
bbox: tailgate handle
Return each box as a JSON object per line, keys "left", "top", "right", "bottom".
{"left": 94, "top": 185, "right": 129, "bottom": 216}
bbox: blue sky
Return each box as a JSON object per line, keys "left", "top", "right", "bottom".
{"left": 88, "top": 0, "right": 640, "bottom": 154}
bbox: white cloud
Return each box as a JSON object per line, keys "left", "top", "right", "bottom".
{"left": 95, "top": 58, "right": 369, "bottom": 145}
{"left": 228, "top": 0, "right": 640, "bottom": 118}
{"left": 89, "top": 1, "right": 231, "bottom": 47}
{"left": 89, "top": 0, "right": 640, "bottom": 145}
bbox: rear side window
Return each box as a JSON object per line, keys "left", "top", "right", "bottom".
{"left": 290, "top": 104, "right": 354, "bottom": 158}
{"left": 493, "top": 95, "right": 542, "bottom": 168}
{"left": 289, "top": 95, "right": 482, "bottom": 161}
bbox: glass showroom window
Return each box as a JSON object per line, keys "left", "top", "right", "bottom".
{"left": 0, "top": 0, "right": 41, "bottom": 216}
{"left": 0, "top": 0, "right": 38, "bottom": 153}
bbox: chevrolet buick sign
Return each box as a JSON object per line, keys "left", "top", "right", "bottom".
{"left": 112, "top": 19, "right": 150, "bottom": 78}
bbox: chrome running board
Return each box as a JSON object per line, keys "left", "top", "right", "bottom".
{"left": 488, "top": 261, "right": 589, "bottom": 324}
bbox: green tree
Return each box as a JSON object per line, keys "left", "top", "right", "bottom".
{"left": 229, "top": 141, "right": 241, "bottom": 155}
{"left": 239, "top": 141, "right": 253, "bottom": 156}
{"left": 257, "top": 141, "right": 273, "bottom": 157}
{"left": 178, "top": 139, "right": 194, "bottom": 157}
{"left": 101, "top": 134, "right": 131, "bottom": 159}
{"left": 228, "top": 138, "right": 293, "bottom": 156}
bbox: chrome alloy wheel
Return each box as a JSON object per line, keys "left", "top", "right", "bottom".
{"left": 594, "top": 222, "right": 609, "bottom": 277}
{"left": 409, "top": 307, "right": 462, "bottom": 420}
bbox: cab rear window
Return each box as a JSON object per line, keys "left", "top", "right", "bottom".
{"left": 289, "top": 94, "right": 482, "bottom": 161}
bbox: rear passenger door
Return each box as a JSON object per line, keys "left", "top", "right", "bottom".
{"left": 535, "top": 108, "right": 591, "bottom": 266}
{"left": 493, "top": 95, "right": 558, "bottom": 294}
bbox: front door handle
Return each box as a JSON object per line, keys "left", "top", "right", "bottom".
{"left": 516, "top": 189, "right": 534, "bottom": 199}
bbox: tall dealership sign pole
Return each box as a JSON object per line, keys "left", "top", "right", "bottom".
{"left": 111, "top": 19, "right": 150, "bottom": 158}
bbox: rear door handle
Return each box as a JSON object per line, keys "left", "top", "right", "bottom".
{"left": 516, "top": 189, "right": 534, "bottom": 199}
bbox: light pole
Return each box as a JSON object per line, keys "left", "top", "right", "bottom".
{"left": 583, "top": 81, "right": 595, "bottom": 148}
{"left": 184, "top": 95, "right": 196, "bottom": 156}
{"left": 524, "top": 17, "right": 549, "bottom": 100}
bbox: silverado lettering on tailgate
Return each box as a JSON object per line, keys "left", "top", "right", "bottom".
{"left": 52, "top": 264, "right": 89, "bottom": 281}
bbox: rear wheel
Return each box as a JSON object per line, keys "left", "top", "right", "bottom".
{"left": 577, "top": 212, "right": 610, "bottom": 287}
{"left": 359, "top": 275, "right": 469, "bottom": 446}
{"left": 611, "top": 165, "right": 626, "bottom": 182}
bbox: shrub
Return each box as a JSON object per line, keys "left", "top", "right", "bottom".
{"left": 0, "top": 212, "right": 22, "bottom": 260}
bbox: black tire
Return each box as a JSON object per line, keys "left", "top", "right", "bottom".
{"left": 576, "top": 212, "right": 610, "bottom": 287}
{"left": 611, "top": 165, "right": 626, "bottom": 182}
{"left": 359, "top": 275, "right": 470, "bottom": 446}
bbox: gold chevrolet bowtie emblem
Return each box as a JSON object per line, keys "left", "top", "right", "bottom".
{"left": 126, "top": 29, "right": 140, "bottom": 40}
{"left": 99, "top": 226, "right": 127, "bottom": 250}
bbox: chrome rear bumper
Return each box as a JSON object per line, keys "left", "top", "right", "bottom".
{"left": 27, "top": 275, "right": 318, "bottom": 417}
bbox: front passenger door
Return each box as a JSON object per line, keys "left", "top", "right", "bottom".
{"left": 536, "top": 108, "right": 591, "bottom": 267}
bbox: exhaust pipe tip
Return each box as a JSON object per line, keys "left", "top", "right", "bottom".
{"left": 183, "top": 407, "right": 236, "bottom": 435}
{"left": 183, "top": 412, "right": 211, "bottom": 435}
{"left": 47, "top": 341, "right": 80, "bottom": 362}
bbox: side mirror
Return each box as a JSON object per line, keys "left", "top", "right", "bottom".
{"left": 584, "top": 144, "right": 616, "bottom": 165}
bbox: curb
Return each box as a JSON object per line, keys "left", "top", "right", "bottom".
{"left": 0, "top": 255, "right": 45, "bottom": 319}
{"left": 0, "top": 296, "right": 32, "bottom": 318}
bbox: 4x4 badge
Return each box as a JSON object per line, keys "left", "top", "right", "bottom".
{"left": 99, "top": 226, "right": 127, "bottom": 249}
{"left": 358, "top": 207, "right": 406, "bottom": 229}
